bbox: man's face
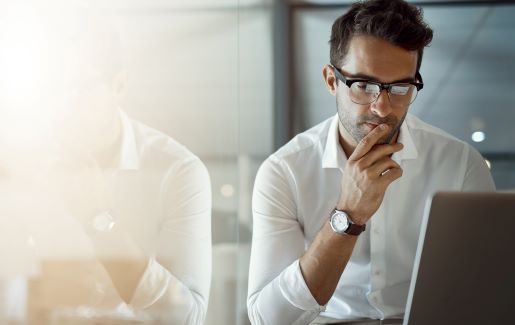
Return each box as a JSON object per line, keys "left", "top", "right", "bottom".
{"left": 0, "top": 10, "right": 123, "bottom": 158}
{"left": 329, "top": 35, "right": 418, "bottom": 146}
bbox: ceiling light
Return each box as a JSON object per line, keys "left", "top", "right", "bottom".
{"left": 471, "top": 131, "right": 485, "bottom": 143}
{"left": 220, "top": 184, "right": 235, "bottom": 198}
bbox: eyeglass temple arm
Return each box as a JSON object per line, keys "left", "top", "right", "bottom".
{"left": 416, "top": 71, "right": 424, "bottom": 90}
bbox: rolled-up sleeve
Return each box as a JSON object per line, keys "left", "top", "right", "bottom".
{"left": 247, "top": 156, "right": 324, "bottom": 325}
{"left": 130, "top": 157, "right": 211, "bottom": 324}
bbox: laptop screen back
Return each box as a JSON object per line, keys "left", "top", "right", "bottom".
{"left": 404, "top": 192, "right": 515, "bottom": 325}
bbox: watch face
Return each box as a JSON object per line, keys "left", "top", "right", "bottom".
{"left": 332, "top": 212, "right": 349, "bottom": 233}
{"left": 92, "top": 211, "right": 115, "bottom": 232}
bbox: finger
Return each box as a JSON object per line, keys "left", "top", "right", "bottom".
{"left": 359, "top": 143, "right": 403, "bottom": 168}
{"left": 379, "top": 166, "right": 403, "bottom": 185}
{"left": 368, "top": 157, "right": 401, "bottom": 177}
{"left": 349, "top": 124, "right": 390, "bottom": 161}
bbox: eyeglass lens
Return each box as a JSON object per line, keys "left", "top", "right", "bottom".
{"left": 349, "top": 82, "right": 418, "bottom": 107}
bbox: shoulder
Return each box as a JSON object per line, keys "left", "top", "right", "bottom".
{"left": 406, "top": 114, "right": 470, "bottom": 152}
{"left": 405, "top": 114, "right": 490, "bottom": 181}
{"left": 130, "top": 119, "right": 196, "bottom": 160}
{"left": 128, "top": 118, "right": 209, "bottom": 181}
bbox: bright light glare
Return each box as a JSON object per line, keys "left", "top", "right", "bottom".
{"left": 485, "top": 159, "right": 491, "bottom": 169}
{"left": 471, "top": 131, "right": 486, "bottom": 143}
{"left": 220, "top": 184, "right": 235, "bottom": 197}
{"left": 0, "top": 3, "right": 46, "bottom": 103}
{"left": 0, "top": 3, "right": 53, "bottom": 149}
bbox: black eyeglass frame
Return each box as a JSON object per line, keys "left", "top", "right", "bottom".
{"left": 330, "top": 64, "right": 424, "bottom": 100}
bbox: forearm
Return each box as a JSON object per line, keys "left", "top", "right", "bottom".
{"left": 99, "top": 258, "right": 148, "bottom": 303}
{"left": 93, "top": 228, "right": 210, "bottom": 323}
{"left": 129, "top": 258, "right": 209, "bottom": 324}
{"left": 248, "top": 259, "right": 325, "bottom": 325}
{"left": 90, "top": 226, "right": 148, "bottom": 303}
{"left": 299, "top": 221, "right": 358, "bottom": 305}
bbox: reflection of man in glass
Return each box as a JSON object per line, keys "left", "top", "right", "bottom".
{"left": 248, "top": 0, "right": 494, "bottom": 324}
{"left": 0, "top": 4, "right": 211, "bottom": 324}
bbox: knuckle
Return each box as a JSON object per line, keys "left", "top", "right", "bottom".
{"left": 360, "top": 138, "right": 371, "bottom": 147}
{"left": 388, "top": 145, "right": 399, "bottom": 154}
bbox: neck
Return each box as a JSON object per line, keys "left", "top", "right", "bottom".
{"left": 92, "top": 112, "right": 122, "bottom": 169}
{"left": 339, "top": 130, "right": 357, "bottom": 159}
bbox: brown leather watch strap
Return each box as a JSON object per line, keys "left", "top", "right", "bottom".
{"left": 345, "top": 222, "right": 366, "bottom": 236}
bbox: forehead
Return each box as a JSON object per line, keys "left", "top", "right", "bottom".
{"left": 341, "top": 35, "right": 418, "bottom": 83}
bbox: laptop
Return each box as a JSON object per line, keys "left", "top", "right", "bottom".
{"left": 403, "top": 192, "right": 515, "bottom": 325}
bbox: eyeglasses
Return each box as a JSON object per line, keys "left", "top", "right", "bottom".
{"left": 330, "top": 64, "right": 424, "bottom": 107}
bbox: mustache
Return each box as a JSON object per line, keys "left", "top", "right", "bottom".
{"left": 357, "top": 116, "right": 398, "bottom": 126}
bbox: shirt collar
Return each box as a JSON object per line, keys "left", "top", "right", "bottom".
{"left": 116, "top": 109, "right": 140, "bottom": 170}
{"left": 395, "top": 114, "right": 418, "bottom": 161}
{"left": 322, "top": 114, "right": 347, "bottom": 170}
{"left": 322, "top": 113, "right": 418, "bottom": 170}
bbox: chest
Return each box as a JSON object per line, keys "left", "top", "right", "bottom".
{"left": 297, "top": 160, "right": 461, "bottom": 246}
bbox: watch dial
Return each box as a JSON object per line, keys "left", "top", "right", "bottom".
{"left": 333, "top": 213, "right": 348, "bottom": 232}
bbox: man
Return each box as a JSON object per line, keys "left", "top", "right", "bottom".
{"left": 0, "top": 3, "right": 211, "bottom": 324}
{"left": 247, "top": 0, "right": 495, "bottom": 324}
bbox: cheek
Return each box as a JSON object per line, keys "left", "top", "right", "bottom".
{"left": 392, "top": 107, "right": 409, "bottom": 123}
{"left": 336, "top": 88, "right": 353, "bottom": 113}
{"left": 337, "top": 90, "right": 371, "bottom": 121}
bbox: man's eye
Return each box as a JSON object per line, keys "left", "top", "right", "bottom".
{"left": 365, "top": 83, "right": 378, "bottom": 93}
{"left": 391, "top": 85, "right": 410, "bottom": 95}
{"left": 355, "top": 82, "right": 368, "bottom": 90}
{"left": 352, "top": 82, "right": 378, "bottom": 94}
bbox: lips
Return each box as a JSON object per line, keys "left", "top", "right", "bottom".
{"left": 364, "top": 122, "right": 379, "bottom": 129}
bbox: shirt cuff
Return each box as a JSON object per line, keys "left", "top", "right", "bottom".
{"left": 129, "top": 258, "right": 172, "bottom": 309}
{"left": 279, "top": 259, "right": 327, "bottom": 312}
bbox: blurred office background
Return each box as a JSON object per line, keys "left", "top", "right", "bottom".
{"left": 0, "top": 0, "right": 513, "bottom": 324}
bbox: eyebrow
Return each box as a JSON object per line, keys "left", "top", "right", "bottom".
{"left": 347, "top": 72, "right": 416, "bottom": 84}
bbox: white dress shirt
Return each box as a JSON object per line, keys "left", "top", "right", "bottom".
{"left": 0, "top": 110, "right": 211, "bottom": 324}
{"left": 113, "top": 111, "right": 212, "bottom": 324}
{"left": 247, "top": 113, "right": 495, "bottom": 325}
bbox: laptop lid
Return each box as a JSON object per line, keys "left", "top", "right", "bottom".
{"left": 403, "top": 192, "right": 515, "bottom": 325}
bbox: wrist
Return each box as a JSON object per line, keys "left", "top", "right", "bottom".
{"left": 329, "top": 209, "right": 366, "bottom": 236}
{"left": 334, "top": 206, "right": 367, "bottom": 226}
{"left": 82, "top": 211, "right": 116, "bottom": 237}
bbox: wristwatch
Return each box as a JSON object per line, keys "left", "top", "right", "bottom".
{"left": 92, "top": 211, "right": 116, "bottom": 233}
{"left": 329, "top": 209, "right": 366, "bottom": 236}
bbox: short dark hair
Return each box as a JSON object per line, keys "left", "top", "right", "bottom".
{"left": 329, "top": 0, "right": 433, "bottom": 73}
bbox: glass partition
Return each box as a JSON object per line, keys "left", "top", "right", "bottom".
{"left": 0, "top": 0, "right": 243, "bottom": 324}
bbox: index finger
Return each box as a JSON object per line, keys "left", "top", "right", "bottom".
{"left": 349, "top": 124, "right": 390, "bottom": 161}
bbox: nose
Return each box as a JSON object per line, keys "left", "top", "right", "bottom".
{"left": 370, "top": 90, "right": 392, "bottom": 118}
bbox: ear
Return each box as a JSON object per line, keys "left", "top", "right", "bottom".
{"left": 322, "top": 64, "right": 337, "bottom": 96}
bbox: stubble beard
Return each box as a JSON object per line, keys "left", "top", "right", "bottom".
{"left": 336, "top": 97, "right": 402, "bottom": 145}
